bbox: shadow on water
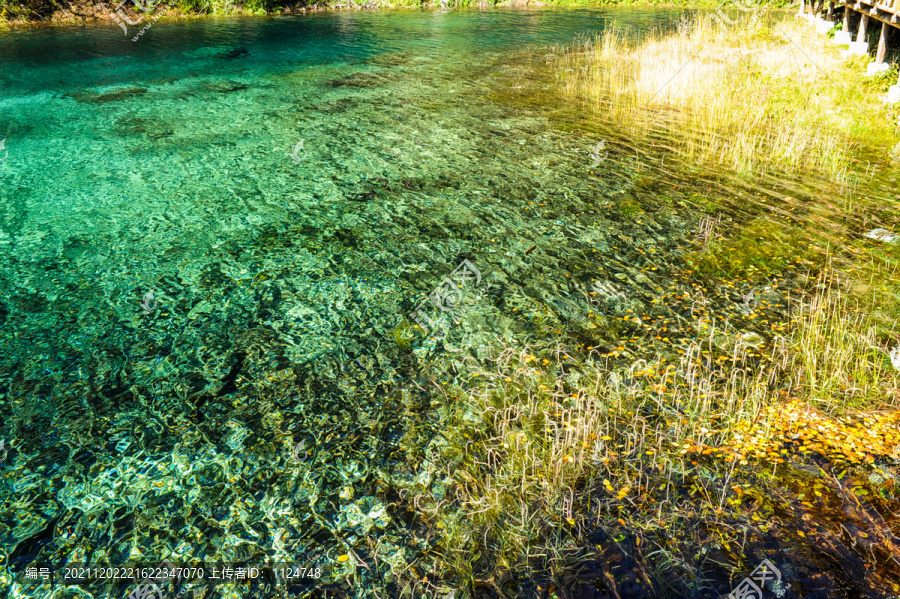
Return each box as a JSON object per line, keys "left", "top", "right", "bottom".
{"left": 0, "top": 6, "right": 899, "bottom": 599}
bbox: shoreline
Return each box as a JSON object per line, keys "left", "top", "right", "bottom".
{"left": 0, "top": 0, "right": 765, "bottom": 28}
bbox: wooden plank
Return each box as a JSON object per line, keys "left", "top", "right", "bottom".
{"left": 837, "top": 0, "right": 900, "bottom": 26}
{"left": 857, "top": 9, "right": 899, "bottom": 26}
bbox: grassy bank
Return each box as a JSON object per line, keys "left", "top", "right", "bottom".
{"left": 560, "top": 14, "right": 900, "bottom": 182}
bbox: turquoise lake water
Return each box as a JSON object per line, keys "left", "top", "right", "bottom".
{"left": 2, "top": 6, "right": 900, "bottom": 599}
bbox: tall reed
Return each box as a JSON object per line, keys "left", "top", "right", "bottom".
{"left": 559, "top": 15, "right": 857, "bottom": 180}
{"left": 417, "top": 271, "right": 899, "bottom": 595}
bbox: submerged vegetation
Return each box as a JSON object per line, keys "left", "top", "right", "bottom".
{"left": 561, "top": 14, "right": 900, "bottom": 182}
{"left": 3, "top": 3, "right": 900, "bottom": 599}
{"left": 388, "top": 13, "right": 900, "bottom": 599}
{"left": 404, "top": 262, "right": 900, "bottom": 596}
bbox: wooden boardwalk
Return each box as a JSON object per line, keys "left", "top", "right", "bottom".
{"left": 831, "top": 0, "right": 900, "bottom": 25}
{"left": 799, "top": 0, "right": 900, "bottom": 101}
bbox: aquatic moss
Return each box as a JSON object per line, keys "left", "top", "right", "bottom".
{"left": 617, "top": 196, "right": 645, "bottom": 219}
{"left": 392, "top": 320, "right": 420, "bottom": 350}
{"left": 684, "top": 218, "right": 819, "bottom": 279}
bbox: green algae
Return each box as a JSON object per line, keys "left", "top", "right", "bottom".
{"left": 684, "top": 217, "right": 822, "bottom": 279}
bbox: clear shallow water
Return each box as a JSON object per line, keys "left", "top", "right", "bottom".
{"left": 1, "top": 7, "right": 898, "bottom": 599}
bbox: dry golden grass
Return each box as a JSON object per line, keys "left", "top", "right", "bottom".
{"left": 558, "top": 14, "right": 892, "bottom": 181}
{"left": 792, "top": 277, "right": 900, "bottom": 412}
{"left": 415, "top": 269, "right": 900, "bottom": 595}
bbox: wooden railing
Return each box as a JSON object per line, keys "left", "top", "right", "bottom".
{"left": 831, "top": 0, "right": 900, "bottom": 24}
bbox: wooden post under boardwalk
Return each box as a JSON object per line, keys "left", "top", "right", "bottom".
{"left": 828, "top": 1, "right": 834, "bottom": 20}
{"left": 857, "top": 13, "right": 869, "bottom": 42}
{"left": 876, "top": 21, "right": 889, "bottom": 63}
{"left": 843, "top": 6, "right": 851, "bottom": 31}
